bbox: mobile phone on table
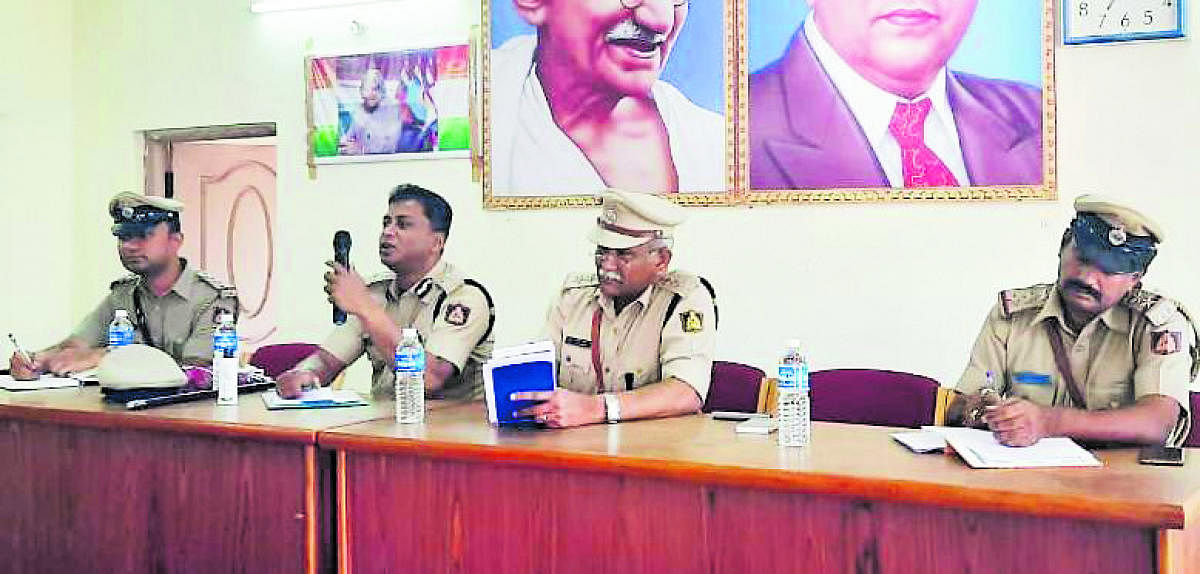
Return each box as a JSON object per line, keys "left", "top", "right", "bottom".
{"left": 1138, "top": 445, "right": 1185, "bottom": 466}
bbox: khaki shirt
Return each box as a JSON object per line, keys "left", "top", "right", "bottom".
{"left": 543, "top": 271, "right": 716, "bottom": 398}
{"left": 956, "top": 284, "right": 1196, "bottom": 441}
{"left": 316, "top": 260, "right": 493, "bottom": 400}
{"left": 72, "top": 261, "right": 239, "bottom": 365}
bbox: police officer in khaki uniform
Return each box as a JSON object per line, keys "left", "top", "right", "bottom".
{"left": 514, "top": 189, "right": 717, "bottom": 427}
{"left": 9, "top": 192, "right": 239, "bottom": 380}
{"left": 949, "top": 195, "right": 1198, "bottom": 447}
{"left": 276, "top": 184, "right": 494, "bottom": 400}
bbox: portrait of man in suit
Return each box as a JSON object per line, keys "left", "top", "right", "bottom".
{"left": 748, "top": 0, "right": 1044, "bottom": 191}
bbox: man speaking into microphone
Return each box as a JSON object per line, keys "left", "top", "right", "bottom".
{"left": 276, "top": 184, "right": 495, "bottom": 400}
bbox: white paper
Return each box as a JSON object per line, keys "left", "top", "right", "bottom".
{"left": 260, "top": 388, "right": 367, "bottom": 409}
{"left": 891, "top": 430, "right": 947, "bottom": 453}
{"left": 0, "top": 374, "right": 81, "bottom": 391}
{"left": 927, "top": 426, "right": 1101, "bottom": 468}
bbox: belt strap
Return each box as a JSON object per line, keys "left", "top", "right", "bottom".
{"left": 1043, "top": 321, "right": 1088, "bottom": 408}
{"left": 591, "top": 308, "right": 605, "bottom": 393}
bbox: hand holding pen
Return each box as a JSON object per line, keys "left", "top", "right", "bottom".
{"left": 8, "top": 333, "right": 42, "bottom": 381}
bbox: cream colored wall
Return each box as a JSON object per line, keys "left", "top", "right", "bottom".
{"left": 1, "top": 0, "right": 76, "bottom": 358}
{"left": 49, "top": 0, "right": 1200, "bottom": 385}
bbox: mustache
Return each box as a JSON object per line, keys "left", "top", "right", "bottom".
{"left": 599, "top": 270, "right": 623, "bottom": 283}
{"left": 605, "top": 19, "right": 667, "bottom": 46}
{"left": 1063, "top": 279, "right": 1101, "bottom": 300}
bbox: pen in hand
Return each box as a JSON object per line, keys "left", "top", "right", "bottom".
{"left": 8, "top": 333, "right": 33, "bottom": 366}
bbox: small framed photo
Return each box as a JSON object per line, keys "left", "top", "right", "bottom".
{"left": 307, "top": 44, "right": 471, "bottom": 164}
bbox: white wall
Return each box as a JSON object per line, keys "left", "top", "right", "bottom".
{"left": 17, "top": 0, "right": 1200, "bottom": 385}
{"left": 0, "top": 0, "right": 76, "bottom": 354}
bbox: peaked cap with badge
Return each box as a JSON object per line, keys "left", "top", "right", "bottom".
{"left": 590, "top": 189, "right": 687, "bottom": 250}
{"left": 1068, "top": 194, "right": 1162, "bottom": 274}
{"left": 109, "top": 191, "right": 184, "bottom": 238}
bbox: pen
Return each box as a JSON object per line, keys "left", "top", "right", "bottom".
{"left": 8, "top": 333, "right": 33, "bottom": 366}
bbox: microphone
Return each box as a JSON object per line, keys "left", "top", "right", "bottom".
{"left": 332, "top": 230, "right": 352, "bottom": 325}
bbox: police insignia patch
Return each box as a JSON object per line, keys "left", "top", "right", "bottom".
{"left": 445, "top": 303, "right": 470, "bottom": 326}
{"left": 679, "top": 310, "right": 703, "bottom": 333}
{"left": 1151, "top": 331, "right": 1183, "bottom": 355}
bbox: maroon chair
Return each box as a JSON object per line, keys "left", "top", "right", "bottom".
{"left": 702, "top": 361, "right": 767, "bottom": 413}
{"left": 809, "top": 368, "right": 940, "bottom": 428}
{"left": 249, "top": 343, "right": 320, "bottom": 378}
{"left": 1185, "top": 392, "right": 1200, "bottom": 448}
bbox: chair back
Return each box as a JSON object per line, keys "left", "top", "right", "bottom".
{"left": 809, "top": 368, "right": 940, "bottom": 428}
{"left": 249, "top": 343, "right": 320, "bottom": 378}
{"left": 1185, "top": 392, "right": 1200, "bottom": 448}
{"left": 702, "top": 361, "right": 767, "bottom": 413}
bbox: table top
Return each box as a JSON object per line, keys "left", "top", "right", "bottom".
{"left": 322, "top": 402, "right": 1200, "bottom": 529}
{"left": 0, "top": 386, "right": 394, "bottom": 444}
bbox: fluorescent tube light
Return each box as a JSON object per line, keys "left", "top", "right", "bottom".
{"left": 250, "top": 0, "right": 394, "bottom": 13}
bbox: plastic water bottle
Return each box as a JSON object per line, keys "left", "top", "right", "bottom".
{"left": 394, "top": 328, "right": 425, "bottom": 423}
{"left": 777, "top": 339, "right": 810, "bottom": 447}
{"left": 107, "top": 310, "right": 134, "bottom": 350}
{"left": 213, "top": 312, "right": 239, "bottom": 406}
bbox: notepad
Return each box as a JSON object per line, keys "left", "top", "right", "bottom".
{"left": 261, "top": 388, "right": 368, "bottom": 410}
{"left": 927, "top": 426, "right": 1101, "bottom": 468}
{"left": 483, "top": 341, "right": 556, "bottom": 426}
{"left": 891, "top": 429, "right": 947, "bottom": 453}
{"left": 0, "top": 374, "right": 81, "bottom": 391}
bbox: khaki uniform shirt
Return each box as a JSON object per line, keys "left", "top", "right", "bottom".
{"left": 72, "top": 261, "right": 239, "bottom": 365}
{"left": 316, "top": 260, "right": 493, "bottom": 400}
{"left": 956, "top": 284, "right": 1197, "bottom": 442}
{"left": 543, "top": 271, "right": 716, "bottom": 398}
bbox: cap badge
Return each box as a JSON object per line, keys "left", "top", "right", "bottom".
{"left": 121, "top": 206, "right": 135, "bottom": 219}
{"left": 601, "top": 206, "right": 618, "bottom": 224}
{"left": 1108, "top": 227, "right": 1127, "bottom": 246}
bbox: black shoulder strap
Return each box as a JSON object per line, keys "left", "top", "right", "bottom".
{"left": 131, "top": 288, "right": 155, "bottom": 348}
{"left": 463, "top": 279, "right": 496, "bottom": 342}
{"left": 661, "top": 276, "right": 718, "bottom": 330}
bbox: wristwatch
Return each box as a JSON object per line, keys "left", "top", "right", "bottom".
{"left": 603, "top": 393, "right": 622, "bottom": 424}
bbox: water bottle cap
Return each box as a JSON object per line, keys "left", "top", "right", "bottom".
{"left": 114, "top": 309, "right": 129, "bottom": 318}
{"left": 218, "top": 312, "right": 234, "bottom": 323}
{"left": 402, "top": 327, "right": 418, "bottom": 338}
{"left": 785, "top": 339, "right": 801, "bottom": 350}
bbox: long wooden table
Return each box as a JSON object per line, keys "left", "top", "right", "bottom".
{"left": 0, "top": 386, "right": 391, "bottom": 574}
{"left": 323, "top": 402, "right": 1200, "bottom": 573}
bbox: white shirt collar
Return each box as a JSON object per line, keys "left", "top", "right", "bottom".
{"left": 805, "top": 14, "right": 955, "bottom": 150}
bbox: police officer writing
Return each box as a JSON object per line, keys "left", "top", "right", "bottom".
{"left": 8, "top": 192, "right": 239, "bottom": 380}
{"left": 515, "top": 190, "right": 717, "bottom": 427}
{"left": 948, "top": 195, "right": 1198, "bottom": 447}
{"left": 275, "top": 184, "right": 494, "bottom": 400}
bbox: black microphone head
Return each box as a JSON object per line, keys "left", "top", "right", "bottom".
{"left": 333, "top": 230, "right": 352, "bottom": 253}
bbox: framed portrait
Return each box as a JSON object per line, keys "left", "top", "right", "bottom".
{"left": 481, "top": 0, "right": 738, "bottom": 209}
{"left": 307, "top": 44, "right": 472, "bottom": 165}
{"left": 739, "top": 0, "right": 1057, "bottom": 203}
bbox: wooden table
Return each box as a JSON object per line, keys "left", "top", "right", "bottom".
{"left": 0, "top": 386, "right": 392, "bottom": 574}
{"left": 323, "top": 402, "right": 1200, "bottom": 573}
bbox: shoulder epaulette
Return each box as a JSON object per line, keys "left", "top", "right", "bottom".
{"left": 1124, "top": 288, "right": 1200, "bottom": 382}
{"left": 998, "top": 283, "right": 1053, "bottom": 319}
{"left": 656, "top": 271, "right": 701, "bottom": 296}
{"left": 562, "top": 272, "right": 599, "bottom": 290}
{"left": 1122, "top": 287, "right": 1179, "bottom": 327}
{"left": 110, "top": 274, "right": 139, "bottom": 290}
{"left": 195, "top": 271, "right": 238, "bottom": 298}
{"left": 366, "top": 271, "right": 397, "bottom": 286}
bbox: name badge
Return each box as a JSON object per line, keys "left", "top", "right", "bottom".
{"left": 1013, "top": 372, "right": 1051, "bottom": 385}
{"left": 564, "top": 336, "right": 592, "bottom": 349}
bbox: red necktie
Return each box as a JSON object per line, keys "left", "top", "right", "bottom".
{"left": 888, "top": 99, "right": 960, "bottom": 188}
